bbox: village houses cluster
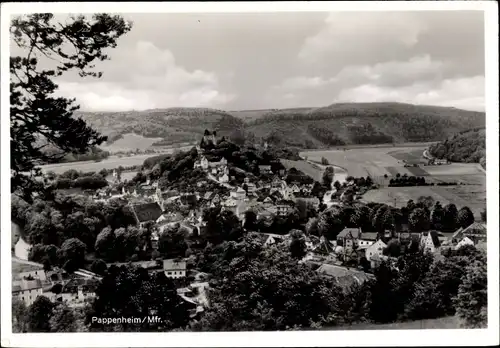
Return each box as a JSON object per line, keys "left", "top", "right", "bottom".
{"left": 12, "top": 131, "right": 487, "bottom": 318}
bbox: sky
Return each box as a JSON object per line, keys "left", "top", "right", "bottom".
{"left": 17, "top": 11, "right": 485, "bottom": 112}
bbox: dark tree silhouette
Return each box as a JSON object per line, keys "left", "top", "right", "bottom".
{"left": 10, "top": 13, "right": 131, "bottom": 201}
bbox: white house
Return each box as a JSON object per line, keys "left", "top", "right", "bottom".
{"left": 420, "top": 231, "right": 441, "bottom": 254}
{"left": 280, "top": 186, "right": 295, "bottom": 200}
{"left": 455, "top": 236, "right": 475, "bottom": 250}
{"left": 290, "top": 184, "right": 301, "bottom": 193}
{"left": 230, "top": 187, "right": 247, "bottom": 201}
{"left": 12, "top": 279, "right": 44, "bottom": 306}
{"left": 246, "top": 182, "right": 257, "bottom": 194}
{"left": 219, "top": 173, "right": 229, "bottom": 184}
{"left": 358, "top": 232, "right": 378, "bottom": 248}
{"left": 200, "top": 156, "right": 209, "bottom": 170}
{"left": 256, "top": 233, "right": 290, "bottom": 247}
{"left": 271, "top": 176, "right": 286, "bottom": 189}
{"left": 365, "top": 240, "right": 387, "bottom": 262}
{"left": 163, "top": 259, "right": 187, "bottom": 279}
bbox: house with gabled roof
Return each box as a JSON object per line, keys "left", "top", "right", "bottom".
{"left": 271, "top": 176, "right": 285, "bottom": 189}
{"left": 230, "top": 187, "right": 246, "bottom": 200}
{"left": 212, "top": 193, "right": 221, "bottom": 204}
{"left": 455, "top": 236, "right": 475, "bottom": 250}
{"left": 276, "top": 200, "right": 294, "bottom": 216}
{"left": 336, "top": 228, "right": 362, "bottom": 251}
{"left": 358, "top": 232, "right": 378, "bottom": 248}
{"left": 365, "top": 239, "right": 387, "bottom": 263}
{"left": 218, "top": 172, "right": 229, "bottom": 184}
{"left": 254, "top": 232, "right": 290, "bottom": 247}
{"left": 163, "top": 259, "right": 187, "bottom": 279}
{"left": 290, "top": 184, "right": 301, "bottom": 193}
{"left": 130, "top": 202, "right": 163, "bottom": 228}
{"left": 262, "top": 196, "right": 274, "bottom": 205}
{"left": 452, "top": 222, "right": 487, "bottom": 244}
{"left": 203, "top": 191, "right": 214, "bottom": 201}
{"left": 12, "top": 279, "right": 44, "bottom": 306}
{"left": 258, "top": 165, "right": 272, "bottom": 175}
{"left": 420, "top": 231, "right": 441, "bottom": 254}
{"left": 312, "top": 237, "right": 335, "bottom": 255}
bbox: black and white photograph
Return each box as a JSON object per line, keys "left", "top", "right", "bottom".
{"left": 1, "top": 1, "right": 498, "bottom": 347}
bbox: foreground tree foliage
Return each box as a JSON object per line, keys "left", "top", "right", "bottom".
{"left": 87, "top": 265, "right": 190, "bottom": 331}
{"left": 10, "top": 13, "right": 132, "bottom": 201}
{"left": 454, "top": 258, "right": 487, "bottom": 328}
{"left": 190, "top": 235, "right": 343, "bottom": 331}
{"left": 12, "top": 298, "right": 28, "bottom": 333}
{"left": 26, "top": 296, "right": 55, "bottom": 332}
{"left": 49, "top": 303, "right": 78, "bottom": 332}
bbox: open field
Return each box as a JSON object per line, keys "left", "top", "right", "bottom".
{"left": 362, "top": 187, "right": 454, "bottom": 207}
{"left": 301, "top": 146, "right": 428, "bottom": 178}
{"left": 325, "top": 316, "right": 461, "bottom": 330}
{"left": 424, "top": 163, "right": 483, "bottom": 175}
{"left": 105, "top": 171, "right": 138, "bottom": 183}
{"left": 38, "top": 146, "right": 193, "bottom": 174}
{"left": 281, "top": 159, "right": 325, "bottom": 182}
{"left": 362, "top": 184, "right": 485, "bottom": 218}
{"left": 406, "top": 166, "right": 431, "bottom": 176}
{"left": 301, "top": 146, "right": 484, "bottom": 179}
{"left": 281, "top": 159, "right": 348, "bottom": 183}
{"left": 388, "top": 148, "right": 428, "bottom": 162}
{"left": 101, "top": 133, "right": 163, "bottom": 152}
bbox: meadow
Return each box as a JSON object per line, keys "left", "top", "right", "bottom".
{"left": 281, "top": 159, "right": 348, "bottom": 183}
{"left": 361, "top": 184, "right": 485, "bottom": 218}
{"left": 301, "top": 146, "right": 483, "bottom": 178}
{"left": 100, "top": 133, "right": 163, "bottom": 152}
{"left": 302, "top": 145, "right": 485, "bottom": 218}
{"left": 300, "top": 145, "right": 429, "bottom": 178}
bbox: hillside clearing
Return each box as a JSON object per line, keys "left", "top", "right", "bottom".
{"left": 101, "top": 133, "right": 163, "bottom": 152}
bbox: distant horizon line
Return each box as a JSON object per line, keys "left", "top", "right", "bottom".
{"left": 75, "top": 101, "right": 485, "bottom": 114}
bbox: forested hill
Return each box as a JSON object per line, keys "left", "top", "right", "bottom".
{"left": 428, "top": 128, "right": 486, "bottom": 168}
{"left": 244, "top": 102, "right": 485, "bottom": 148}
{"left": 76, "top": 103, "right": 484, "bottom": 149}
{"left": 76, "top": 108, "right": 245, "bottom": 147}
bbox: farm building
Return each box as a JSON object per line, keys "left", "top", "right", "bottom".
{"left": 163, "top": 259, "right": 187, "bottom": 279}
{"left": 452, "top": 222, "right": 487, "bottom": 244}
{"left": 130, "top": 202, "right": 163, "bottom": 228}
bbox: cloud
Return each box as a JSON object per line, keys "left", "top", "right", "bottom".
{"left": 271, "top": 55, "right": 484, "bottom": 111}
{"left": 336, "top": 55, "right": 445, "bottom": 88}
{"left": 33, "top": 12, "right": 483, "bottom": 111}
{"left": 336, "top": 75, "right": 485, "bottom": 111}
{"left": 274, "top": 76, "right": 336, "bottom": 91}
{"left": 298, "top": 12, "right": 427, "bottom": 66}
{"left": 55, "top": 41, "right": 235, "bottom": 111}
